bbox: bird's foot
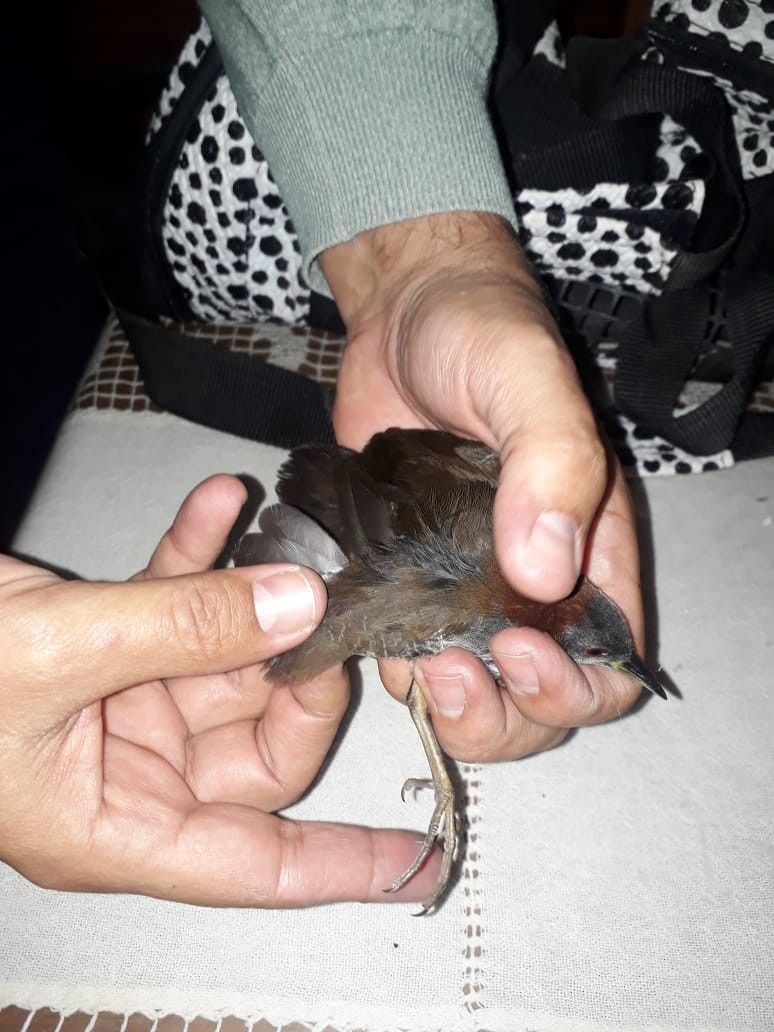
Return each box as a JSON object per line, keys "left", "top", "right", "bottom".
{"left": 385, "top": 682, "right": 458, "bottom": 914}
{"left": 400, "top": 777, "right": 433, "bottom": 801}
{"left": 386, "top": 777, "right": 457, "bottom": 913}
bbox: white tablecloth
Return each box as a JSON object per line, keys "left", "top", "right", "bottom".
{"left": 3, "top": 408, "right": 772, "bottom": 1032}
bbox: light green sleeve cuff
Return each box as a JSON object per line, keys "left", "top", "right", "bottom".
{"left": 199, "top": 1, "right": 517, "bottom": 296}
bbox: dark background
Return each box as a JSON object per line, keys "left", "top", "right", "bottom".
{"left": 0, "top": 0, "right": 649, "bottom": 549}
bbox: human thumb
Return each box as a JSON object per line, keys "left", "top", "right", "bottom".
{"left": 0, "top": 555, "right": 327, "bottom": 720}
{"left": 491, "top": 373, "right": 609, "bottom": 603}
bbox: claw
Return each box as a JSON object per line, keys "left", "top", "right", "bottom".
{"left": 384, "top": 681, "right": 458, "bottom": 913}
{"left": 400, "top": 777, "right": 432, "bottom": 803}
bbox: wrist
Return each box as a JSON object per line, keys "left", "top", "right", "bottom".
{"left": 319, "top": 212, "right": 541, "bottom": 330}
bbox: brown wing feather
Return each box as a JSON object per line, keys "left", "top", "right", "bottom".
{"left": 275, "top": 444, "right": 350, "bottom": 539}
{"left": 275, "top": 428, "right": 500, "bottom": 558}
{"left": 361, "top": 429, "right": 499, "bottom": 494}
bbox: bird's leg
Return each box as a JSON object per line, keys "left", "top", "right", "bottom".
{"left": 385, "top": 680, "right": 457, "bottom": 913}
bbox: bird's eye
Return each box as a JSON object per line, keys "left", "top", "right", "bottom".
{"left": 585, "top": 647, "right": 609, "bottom": 657}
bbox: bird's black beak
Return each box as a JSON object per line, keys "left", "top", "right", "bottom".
{"left": 613, "top": 654, "right": 667, "bottom": 699}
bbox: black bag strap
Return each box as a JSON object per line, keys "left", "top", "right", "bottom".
{"left": 505, "top": 43, "right": 744, "bottom": 272}
{"left": 495, "top": 33, "right": 773, "bottom": 454}
{"left": 118, "top": 309, "right": 335, "bottom": 448}
{"left": 617, "top": 174, "right": 774, "bottom": 453}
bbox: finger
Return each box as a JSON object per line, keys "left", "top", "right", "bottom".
{"left": 21, "top": 804, "right": 444, "bottom": 908}
{"left": 167, "top": 663, "right": 277, "bottom": 735}
{"left": 398, "top": 286, "right": 610, "bottom": 604}
{"left": 157, "top": 809, "right": 444, "bottom": 906}
{"left": 103, "top": 681, "right": 189, "bottom": 774}
{"left": 102, "top": 666, "right": 277, "bottom": 773}
{"left": 486, "top": 335, "right": 610, "bottom": 602}
{"left": 6, "top": 564, "right": 327, "bottom": 720}
{"left": 127, "top": 808, "right": 444, "bottom": 907}
{"left": 377, "top": 656, "right": 414, "bottom": 702}
{"left": 138, "top": 474, "right": 248, "bottom": 580}
{"left": 491, "top": 626, "right": 644, "bottom": 728}
{"left": 33, "top": 733, "right": 442, "bottom": 906}
{"left": 413, "top": 648, "right": 567, "bottom": 762}
{"left": 187, "top": 666, "right": 351, "bottom": 810}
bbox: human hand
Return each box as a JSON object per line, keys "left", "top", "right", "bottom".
{"left": 319, "top": 212, "right": 644, "bottom": 761}
{"left": 0, "top": 475, "right": 439, "bottom": 906}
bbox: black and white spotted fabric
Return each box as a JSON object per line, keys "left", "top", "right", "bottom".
{"left": 515, "top": 180, "right": 703, "bottom": 296}
{"left": 647, "top": 2, "right": 774, "bottom": 181}
{"left": 148, "top": 22, "right": 310, "bottom": 326}
{"left": 653, "top": 76, "right": 774, "bottom": 178}
{"left": 654, "top": 0, "right": 774, "bottom": 62}
{"left": 522, "top": 21, "right": 706, "bottom": 296}
{"left": 146, "top": 25, "right": 207, "bottom": 141}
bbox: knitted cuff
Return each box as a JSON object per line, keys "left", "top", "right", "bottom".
{"left": 227, "top": 29, "right": 517, "bottom": 295}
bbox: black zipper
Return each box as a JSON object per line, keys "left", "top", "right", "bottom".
{"left": 646, "top": 22, "right": 774, "bottom": 101}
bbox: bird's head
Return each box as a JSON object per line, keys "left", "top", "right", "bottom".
{"left": 555, "top": 583, "right": 666, "bottom": 699}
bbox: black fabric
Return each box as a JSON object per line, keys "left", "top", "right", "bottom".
{"left": 491, "top": 1, "right": 559, "bottom": 98}
{"left": 119, "top": 310, "right": 335, "bottom": 448}
{"left": 617, "top": 175, "right": 774, "bottom": 454}
{"left": 733, "top": 413, "right": 774, "bottom": 462}
{"left": 495, "top": 40, "right": 662, "bottom": 191}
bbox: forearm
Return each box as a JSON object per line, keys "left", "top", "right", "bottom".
{"left": 198, "top": 0, "right": 517, "bottom": 294}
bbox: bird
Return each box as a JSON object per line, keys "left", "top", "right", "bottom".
{"left": 236, "top": 428, "right": 665, "bottom": 912}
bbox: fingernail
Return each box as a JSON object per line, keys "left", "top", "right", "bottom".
{"left": 526, "top": 511, "right": 580, "bottom": 581}
{"left": 253, "top": 568, "right": 317, "bottom": 633}
{"left": 417, "top": 671, "right": 466, "bottom": 719}
{"left": 498, "top": 652, "right": 540, "bottom": 695}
